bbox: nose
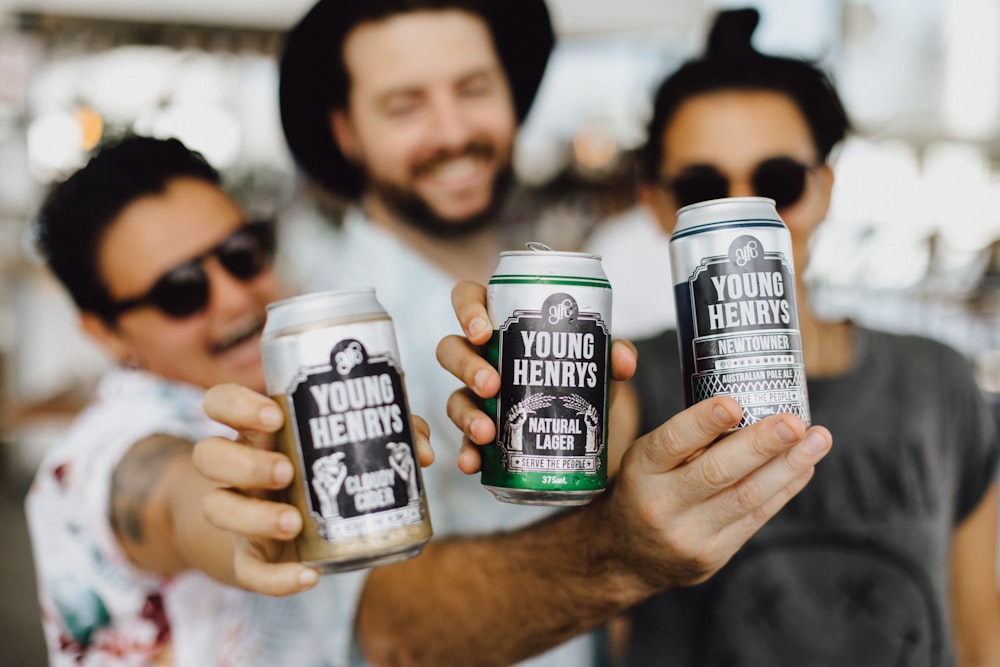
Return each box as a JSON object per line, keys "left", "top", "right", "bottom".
{"left": 729, "top": 178, "right": 756, "bottom": 198}
{"left": 428, "top": 94, "right": 473, "bottom": 150}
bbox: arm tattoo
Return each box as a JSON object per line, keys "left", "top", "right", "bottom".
{"left": 109, "top": 434, "right": 192, "bottom": 547}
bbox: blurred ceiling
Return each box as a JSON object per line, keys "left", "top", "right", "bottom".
{"left": 0, "top": 0, "right": 706, "bottom": 35}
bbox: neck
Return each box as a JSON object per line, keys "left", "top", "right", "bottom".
{"left": 796, "top": 279, "right": 855, "bottom": 378}
{"left": 362, "top": 193, "right": 502, "bottom": 284}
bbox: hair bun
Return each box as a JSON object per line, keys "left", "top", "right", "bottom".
{"left": 705, "top": 8, "right": 760, "bottom": 61}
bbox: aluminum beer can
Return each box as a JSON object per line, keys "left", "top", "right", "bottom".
{"left": 260, "top": 289, "right": 432, "bottom": 572}
{"left": 483, "top": 243, "right": 612, "bottom": 506}
{"left": 670, "top": 197, "right": 810, "bottom": 427}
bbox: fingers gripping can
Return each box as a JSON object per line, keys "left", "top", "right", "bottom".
{"left": 483, "top": 243, "right": 612, "bottom": 506}
{"left": 261, "top": 289, "right": 432, "bottom": 572}
{"left": 670, "top": 197, "right": 810, "bottom": 427}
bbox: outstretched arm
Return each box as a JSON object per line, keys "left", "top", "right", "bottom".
{"left": 194, "top": 279, "right": 832, "bottom": 666}
{"left": 356, "top": 395, "right": 830, "bottom": 666}
{"left": 109, "top": 399, "right": 427, "bottom": 594}
{"left": 110, "top": 433, "right": 256, "bottom": 588}
{"left": 194, "top": 383, "right": 829, "bottom": 666}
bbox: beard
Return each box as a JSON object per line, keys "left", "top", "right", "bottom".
{"left": 367, "top": 143, "right": 515, "bottom": 239}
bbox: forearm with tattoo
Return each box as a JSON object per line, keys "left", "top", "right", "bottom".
{"left": 109, "top": 434, "right": 192, "bottom": 552}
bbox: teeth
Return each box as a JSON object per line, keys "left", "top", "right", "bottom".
{"left": 429, "top": 156, "right": 479, "bottom": 180}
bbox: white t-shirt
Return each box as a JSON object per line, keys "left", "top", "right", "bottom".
{"left": 584, "top": 205, "right": 676, "bottom": 339}
{"left": 280, "top": 205, "right": 596, "bottom": 666}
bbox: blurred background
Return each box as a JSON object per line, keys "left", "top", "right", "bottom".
{"left": 1, "top": 0, "right": 999, "bottom": 663}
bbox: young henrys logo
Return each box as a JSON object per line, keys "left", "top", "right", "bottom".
{"left": 690, "top": 234, "right": 798, "bottom": 335}
{"left": 286, "top": 338, "right": 423, "bottom": 540}
{"left": 496, "top": 293, "right": 609, "bottom": 473}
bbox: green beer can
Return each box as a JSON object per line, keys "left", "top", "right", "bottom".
{"left": 483, "top": 243, "right": 612, "bottom": 506}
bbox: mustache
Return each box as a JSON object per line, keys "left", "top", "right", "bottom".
{"left": 210, "top": 316, "right": 265, "bottom": 355}
{"left": 411, "top": 142, "right": 497, "bottom": 178}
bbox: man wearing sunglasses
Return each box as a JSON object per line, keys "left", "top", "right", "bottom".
{"left": 24, "top": 135, "right": 439, "bottom": 665}
{"left": 618, "top": 8, "right": 1000, "bottom": 665}
{"left": 433, "top": 6, "right": 1000, "bottom": 666}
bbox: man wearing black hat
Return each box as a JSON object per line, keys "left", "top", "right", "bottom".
{"left": 278, "top": 0, "right": 551, "bottom": 238}
{"left": 194, "top": 2, "right": 832, "bottom": 666}
{"left": 273, "top": 3, "right": 568, "bottom": 593}
{"left": 225, "top": 2, "right": 606, "bottom": 665}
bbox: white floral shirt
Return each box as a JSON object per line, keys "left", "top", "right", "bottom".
{"left": 25, "top": 368, "right": 337, "bottom": 666}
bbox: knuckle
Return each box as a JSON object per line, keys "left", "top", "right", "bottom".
{"left": 455, "top": 354, "right": 480, "bottom": 386}
{"left": 234, "top": 569, "right": 251, "bottom": 590}
{"left": 411, "top": 414, "right": 429, "bottom": 436}
{"left": 633, "top": 500, "right": 665, "bottom": 533}
{"left": 733, "top": 478, "right": 760, "bottom": 513}
{"left": 191, "top": 439, "right": 211, "bottom": 471}
{"left": 750, "top": 428, "right": 780, "bottom": 459}
{"left": 696, "top": 452, "right": 731, "bottom": 489}
{"left": 445, "top": 391, "right": 465, "bottom": 425}
{"left": 684, "top": 548, "right": 716, "bottom": 576}
{"left": 201, "top": 490, "right": 228, "bottom": 525}
{"left": 666, "top": 536, "right": 718, "bottom": 582}
{"left": 650, "top": 420, "right": 689, "bottom": 463}
{"left": 435, "top": 335, "right": 457, "bottom": 363}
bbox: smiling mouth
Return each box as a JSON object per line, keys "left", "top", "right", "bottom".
{"left": 212, "top": 318, "right": 264, "bottom": 356}
{"left": 413, "top": 143, "right": 495, "bottom": 182}
{"left": 424, "top": 156, "right": 481, "bottom": 181}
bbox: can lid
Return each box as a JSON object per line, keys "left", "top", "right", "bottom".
{"left": 672, "top": 196, "right": 783, "bottom": 240}
{"left": 499, "top": 241, "right": 602, "bottom": 262}
{"left": 264, "top": 288, "right": 387, "bottom": 336}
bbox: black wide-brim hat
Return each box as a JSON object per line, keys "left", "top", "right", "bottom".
{"left": 279, "top": 0, "right": 555, "bottom": 201}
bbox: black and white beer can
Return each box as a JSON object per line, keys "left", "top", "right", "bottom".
{"left": 669, "top": 197, "right": 810, "bottom": 427}
{"left": 260, "top": 289, "right": 432, "bottom": 572}
{"left": 483, "top": 243, "right": 612, "bottom": 506}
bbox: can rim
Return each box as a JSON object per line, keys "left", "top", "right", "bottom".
{"left": 500, "top": 241, "right": 602, "bottom": 261}
{"left": 676, "top": 195, "right": 776, "bottom": 217}
{"left": 263, "top": 287, "right": 388, "bottom": 338}
{"left": 265, "top": 287, "right": 377, "bottom": 313}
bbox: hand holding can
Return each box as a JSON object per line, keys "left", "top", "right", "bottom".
{"left": 261, "top": 289, "right": 432, "bottom": 572}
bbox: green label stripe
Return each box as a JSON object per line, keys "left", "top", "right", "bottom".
{"left": 489, "top": 275, "right": 612, "bottom": 288}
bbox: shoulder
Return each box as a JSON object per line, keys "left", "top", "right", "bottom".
{"left": 33, "top": 370, "right": 214, "bottom": 494}
{"left": 861, "top": 327, "right": 973, "bottom": 378}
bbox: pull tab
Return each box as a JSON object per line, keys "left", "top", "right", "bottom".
{"left": 525, "top": 241, "right": 553, "bottom": 252}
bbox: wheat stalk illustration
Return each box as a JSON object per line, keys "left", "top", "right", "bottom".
{"left": 561, "top": 394, "right": 596, "bottom": 417}
{"left": 506, "top": 393, "right": 555, "bottom": 421}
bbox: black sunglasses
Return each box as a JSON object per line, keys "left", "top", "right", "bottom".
{"left": 105, "top": 220, "right": 276, "bottom": 320}
{"left": 659, "top": 156, "right": 818, "bottom": 210}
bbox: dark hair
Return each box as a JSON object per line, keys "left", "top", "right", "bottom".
{"left": 323, "top": 0, "right": 490, "bottom": 111}
{"left": 638, "top": 8, "right": 852, "bottom": 182}
{"left": 35, "top": 135, "right": 221, "bottom": 322}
